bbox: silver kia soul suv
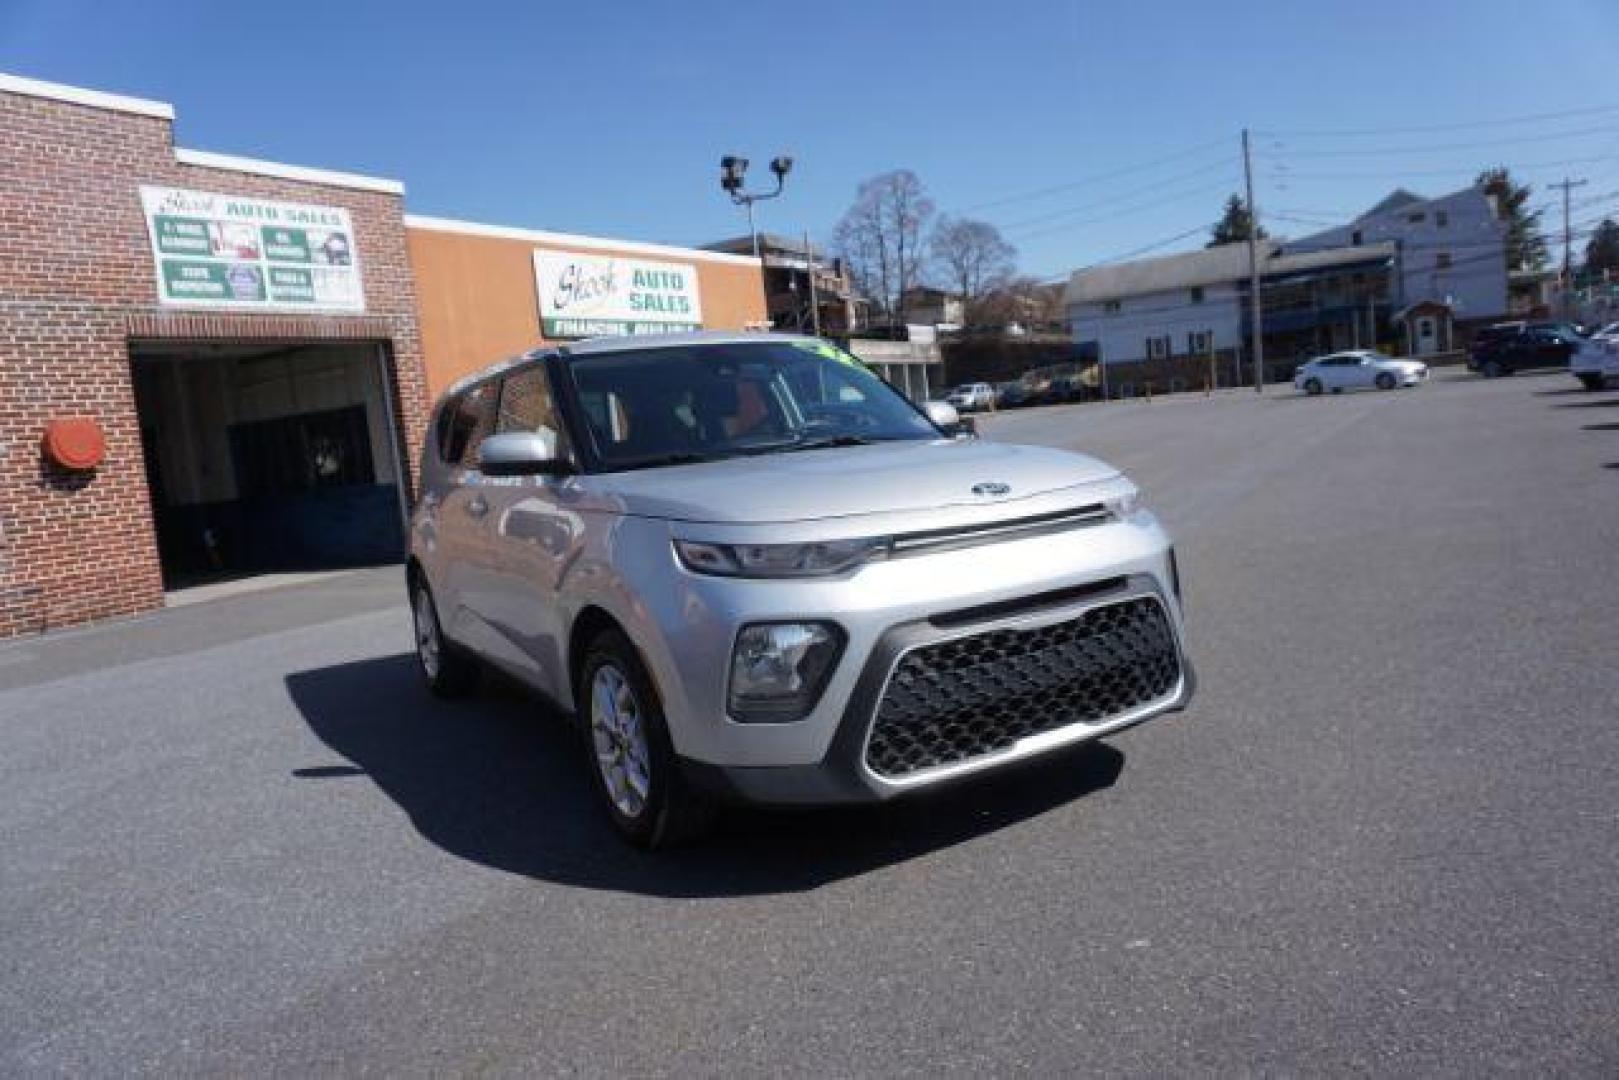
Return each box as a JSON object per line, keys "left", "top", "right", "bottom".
{"left": 408, "top": 332, "right": 1193, "bottom": 847}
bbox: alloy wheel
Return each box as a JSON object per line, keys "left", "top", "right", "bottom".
{"left": 414, "top": 587, "right": 440, "bottom": 681}
{"left": 591, "top": 663, "right": 652, "bottom": 819}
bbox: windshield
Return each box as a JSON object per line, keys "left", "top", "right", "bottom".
{"left": 562, "top": 339, "right": 939, "bottom": 471}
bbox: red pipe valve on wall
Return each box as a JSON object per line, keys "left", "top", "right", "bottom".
{"left": 42, "top": 418, "right": 107, "bottom": 471}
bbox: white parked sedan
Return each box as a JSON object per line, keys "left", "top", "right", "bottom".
{"left": 1294, "top": 351, "right": 1428, "bottom": 395}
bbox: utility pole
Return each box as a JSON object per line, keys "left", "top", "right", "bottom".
{"left": 1550, "top": 177, "right": 1588, "bottom": 318}
{"left": 1242, "top": 128, "right": 1264, "bottom": 393}
{"left": 804, "top": 229, "right": 822, "bottom": 337}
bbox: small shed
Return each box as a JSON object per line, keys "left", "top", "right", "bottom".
{"left": 1394, "top": 300, "right": 1454, "bottom": 357}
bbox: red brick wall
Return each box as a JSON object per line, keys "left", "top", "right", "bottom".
{"left": 0, "top": 89, "right": 429, "bottom": 637}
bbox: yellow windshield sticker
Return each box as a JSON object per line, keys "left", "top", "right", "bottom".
{"left": 793, "top": 340, "right": 868, "bottom": 370}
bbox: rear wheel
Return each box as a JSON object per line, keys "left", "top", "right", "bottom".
{"left": 1375, "top": 372, "right": 1396, "bottom": 390}
{"left": 411, "top": 577, "right": 479, "bottom": 698}
{"left": 1579, "top": 373, "right": 1606, "bottom": 391}
{"left": 579, "top": 630, "right": 713, "bottom": 849}
{"left": 1482, "top": 359, "right": 1505, "bottom": 378}
{"left": 1303, "top": 377, "right": 1323, "bottom": 396}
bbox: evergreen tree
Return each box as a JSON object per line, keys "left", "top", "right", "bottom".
{"left": 1476, "top": 167, "right": 1548, "bottom": 271}
{"left": 1207, "top": 194, "right": 1266, "bottom": 248}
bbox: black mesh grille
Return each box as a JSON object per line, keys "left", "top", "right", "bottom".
{"left": 865, "top": 597, "right": 1181, "bottom": 778}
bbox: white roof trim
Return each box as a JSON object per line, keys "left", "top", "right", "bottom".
{"left": 173, "top": 148, "right": 404, "bottom": 195}
{"left": 0, "top": 71, "right": 173, "bottom": 120}
{"left": 404, "top": 213, "right": 762, "bottom": 267}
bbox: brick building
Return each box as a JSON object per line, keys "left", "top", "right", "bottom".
{"left": 0, "top": 72, "right": 765, "bottom": 637}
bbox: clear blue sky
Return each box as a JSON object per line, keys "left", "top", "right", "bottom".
{"left": 5, "top": 0, "right": 1618, "bottom": 281}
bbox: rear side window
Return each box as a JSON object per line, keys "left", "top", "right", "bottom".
{"left": 438, "top": 382, "right": 497, "bottom": 466}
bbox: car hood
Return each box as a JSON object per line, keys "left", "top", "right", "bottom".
{"left": 577, "top": 439, "right": 1121, "bottom": 524}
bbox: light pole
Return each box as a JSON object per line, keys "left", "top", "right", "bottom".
{"left": 720, "top": 154, "right": 793, "bottom": 260}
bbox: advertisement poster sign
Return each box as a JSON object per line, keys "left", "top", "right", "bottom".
{"left": 533, "top": 249, "right": 702, "bottom": 338}
{"left": 140, "top": 186, "right": 365, "bottom": 312}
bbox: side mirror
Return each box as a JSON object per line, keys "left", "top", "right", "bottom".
{"left": 478, "top": 429, "right": 567, "bottom": 476}
{"left": 924, "top": 400, "right": 977, "bottom": 439}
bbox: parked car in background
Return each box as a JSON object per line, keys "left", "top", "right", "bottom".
{"left": 407, "top": 332, "right": 1193, "bottom": 847}
{"left": 1468, "top": 324, "right": 1586, "bottom": 377}
{"left": 1294, "top": 350, "right": 1428, "bottom": 395}
{"left": 995, "top": 381, "right": 1032, "bottom": 409}
{"left": 946, "top": 382, "right": 996, "bottom": 412}
{"left": 1570, "top": 335, "right": 1619, "bottom": 390}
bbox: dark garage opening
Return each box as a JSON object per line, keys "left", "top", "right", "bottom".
{"left": 130, "top": 341, "right": 408, "bottom": 590}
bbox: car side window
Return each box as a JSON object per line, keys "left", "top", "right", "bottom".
{"left": 497, "top": 365, "right": 561, "bottom": 438}
{"left": 442, "top": 381, "right": 498, "bottom": 467}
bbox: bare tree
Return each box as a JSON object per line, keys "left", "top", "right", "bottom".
{"left": 975, "top": 276, "right": 1065, "bottom": 332}
{"left": 930, "top": 216, "right": 1017, "bottom": 325}
{"left": 833, "top": 170, "right": 935, "bottom": 328}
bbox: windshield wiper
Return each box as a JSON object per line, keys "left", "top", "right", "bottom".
{"left": 780, "top": 434, "right": 883, "bottom": 452}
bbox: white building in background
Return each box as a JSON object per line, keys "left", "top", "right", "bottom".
{"left": 1065, "top": 241, "right": 1397, "bottom": 366}
{"left": 1288, "top": 186, "right": 1509, "bottom": 327}
{"left": 1064, "top": 183, "right": 1509, "bottom": 366}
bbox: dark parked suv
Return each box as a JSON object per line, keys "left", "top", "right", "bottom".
{"left": 1468, "top": 322, "right": 1584, "bottom": 377}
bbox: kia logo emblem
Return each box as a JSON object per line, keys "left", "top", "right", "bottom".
{"left": 972, "top": 482, "right": 1011, "bottom": 497}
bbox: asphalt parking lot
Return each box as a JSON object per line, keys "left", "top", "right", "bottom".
{"left": 3, "top": 371, "right": 1616, "bottom": 1075}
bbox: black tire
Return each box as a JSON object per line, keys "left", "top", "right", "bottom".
{"left": 1482, "top": 360, "right": 1504, "bottom": 378}
{"left": 1375, "top": 372, "right": 1396, "bottom": 390}
{"left": 578, "top": 629, "right": 713, "bottom": 849}
{"left": 1304, "top": 378, "right": 1323, "bottom": 396}
{"left": 1579, "top": 373, "right": 1605, "bottom": 391}
{"left": 410, "top": 575, "right": 479, "bottom": 698}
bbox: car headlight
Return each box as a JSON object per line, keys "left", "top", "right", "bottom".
{"left": 674, "top": 537, "right": 889, "bottom": 578}
{"left": 1103, "top": 485, "right": 1150, "bottom": 523}
{"left": 728, "top": 622, "right": 845, "bottom": 722}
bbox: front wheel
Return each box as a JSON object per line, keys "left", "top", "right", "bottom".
{"left": 579, "top": 630, "right": 713, "bottom": 849}
{"left": 1578, "top": 373, "right": 1606, "bottom": 391}
{"left": 411, "top": 577, "right": 479, "bottom": 698}
{"left": 1482, "top": 360, "right": 1505, "bottom": 378}
{"left": 1303, "top": 378, "right": 1323, "bottom": 396}
{"left": 1375, "top": 372, "right": 1396, "bottom": 390}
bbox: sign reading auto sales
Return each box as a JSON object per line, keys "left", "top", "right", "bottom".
{"left": 139, "top": 186, "right": 365, "bottom": 312}
{"left": 533, "top": 249, "right": 702, "bottom": 338}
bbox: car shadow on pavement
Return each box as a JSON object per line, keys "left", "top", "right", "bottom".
{"left": 284, "top": 654, "right": 1125, "bottom": 897}
{"left": 1554, "top": 398, "right": 1619, "bottom": 408}
{"left": 1583, "top": 422, "right": 1619, "bottom": 431}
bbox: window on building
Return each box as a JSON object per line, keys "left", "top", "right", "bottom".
{"left": 1145, "top": 335, "right": 1172, "bottom": 360}
{"left": 1187, "top": 330, "right": 1213, "bottom": 355}
{"left": 1436, "top": 210, "right": 1449, "bottom": 228}
{"left": 1407, "top": 211, "right": 1426, "bottom": 224}
{"left": 1189, "top": 286, "right": 1205, "bottom": 304}
{"left": 1103, "top": 300, "right": 1122, "bottom": 314}
{"left": 1351, "top": 230, "right": 1362, "bottom": 246}
{"left": 1436, "top": 252, "right": 1452, "bottom": 270}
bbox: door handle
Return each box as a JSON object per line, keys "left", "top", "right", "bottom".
{"left": 466, "top": 495, "right": 489, "bottom": 518}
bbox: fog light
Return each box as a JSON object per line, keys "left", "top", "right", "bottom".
{"left": 728, "top": 622, "right": 844, "bottom": 723}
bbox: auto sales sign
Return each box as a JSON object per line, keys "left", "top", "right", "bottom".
{"left": 533, "top": 249, "right": 703, "bottom": 338}
{"left": 140, "top": 186, "right": 365, "bottom": 312}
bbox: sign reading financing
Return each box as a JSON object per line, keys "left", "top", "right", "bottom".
{"left": 140, "top": 186, "right": 365, "bottom": 312}
{"left": 534, "top": 250, "right": 702, "bottom": 338}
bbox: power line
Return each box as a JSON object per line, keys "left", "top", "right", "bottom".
{"left": 1256, "top": 104, "right": 1619, "bottom": 138}
{"left": 960, "top": 137, "right": 1230, "bottom": 213}
{"left": 1002, "top": 176, "right": 1240, "bottom": 240}
{"left": 1266, "top": 124, "right": 1619, "bottom": 159}
{"left": 1265, "top": 152, "right": 1619, "bottom": 181}
{"left": 996, "top": 159, "right": 1235, "bottom": 231}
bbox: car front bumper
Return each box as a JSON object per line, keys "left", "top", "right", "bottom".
{"left": 677, "top": 573, "right": 1195, "bottom": 805}
{"left": 629, "top": 504, "right": 1194, "bottom": 806}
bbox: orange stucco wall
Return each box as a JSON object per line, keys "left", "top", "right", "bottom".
{"left": 407, "top": 224, "right": 767, "bottom": 399}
